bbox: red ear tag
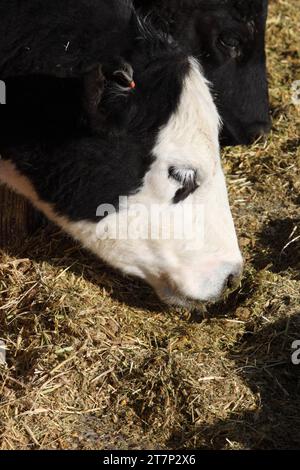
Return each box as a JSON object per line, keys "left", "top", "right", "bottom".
{"left": 130, "top": 80, "right": 136, "bottom": 89}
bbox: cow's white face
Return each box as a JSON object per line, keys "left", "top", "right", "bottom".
{"left": 0, "top": 59, "right": 242, "bottom": 307}
{"left": 73, "top": 59, "right": 243, "bottom": 306}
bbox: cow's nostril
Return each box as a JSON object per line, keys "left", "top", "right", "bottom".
{"left": 227, "top": 274, "right": 235, "bottom": 289}
{"left": 226, "top": 272, "right": 242, "bottom": 292}
{"left": 248, "top": 121, "right": 272, "bottom": 142}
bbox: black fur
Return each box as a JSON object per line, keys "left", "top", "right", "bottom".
{"left": 0, "top": 0, "right": 141, "bottom": 141}
{"left": 0, "top": 0, "right": 188, "bottom": 140}
{"left": 134, "top": 0, "right": 271, "bottom": 145}
{"left": 0, "top": 18, "right": 190, "bottom": 222}
{"left": 0, "top": 0, "right": 134, "bottom": 78}
{"left": 0, "top": 0, "right": 270, "bottom": 146}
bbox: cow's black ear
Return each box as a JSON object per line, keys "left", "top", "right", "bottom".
{"left": 82, "top": 59, "right": 135, "bottom": 134}
{"left": 102, "top": 58, "right": 135, "bottom": 94}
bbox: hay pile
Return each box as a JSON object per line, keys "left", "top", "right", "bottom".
{"left": 0, "top": 0, "right": 299, "bottom": 449}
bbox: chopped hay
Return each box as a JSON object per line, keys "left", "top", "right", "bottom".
{"left": 0, "top": 0, "right": 300, "bottom": 450}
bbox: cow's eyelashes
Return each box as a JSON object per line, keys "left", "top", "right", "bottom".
{"left": 219, "top": 35, "right": 240, "bottom": 49}
{"left": 168, "top": 166, "right": 199, "bottom": 204}
{"left": 168, "top": 166, "right": 197, "bottom": 185}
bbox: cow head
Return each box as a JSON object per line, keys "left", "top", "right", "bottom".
{"left": 0, "top": 15, "right": 243, "bottom": 307}
{"left": 83, "top": 24, "right": 244, "bottom": 306}
{"left": 134, "top": 0, "right": 271, "bottom": 146}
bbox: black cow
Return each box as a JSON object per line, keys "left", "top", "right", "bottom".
{"left": 0, "top": 0, "right": 270, "bottom": 146}
{"left": 134, "top": 0, "right": 271, "bottom": 145}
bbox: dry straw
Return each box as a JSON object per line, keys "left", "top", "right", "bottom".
{"left": 0, "top": 0, "right": 299, "bottom": 450}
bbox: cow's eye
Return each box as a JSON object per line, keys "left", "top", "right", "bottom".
{"left": 168, "top": 166, "right": 199, "bottom": 204}
{"left": 218, "top": 33, "right": 242, "bottom": 57}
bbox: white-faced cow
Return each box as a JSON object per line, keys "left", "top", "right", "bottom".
{"left": 0, "top": 9, "right": 243, "bottom": 307}
{"left": 134, "top": 0, "right": 271, "bottom": 145}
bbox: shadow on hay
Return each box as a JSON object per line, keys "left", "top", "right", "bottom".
{"left": 252, "top": 217, "right": 300, "bottom": 280}
{"left": 280, "top": 138, "right": 300, "bottom": 154}
{"left": 0, "top": 223, "right": 168, "bottom": 313}
{"left": 1, "top": 221, "right": 260, "bottom": 317}
{"left": 1, "top": 223, "right": 300, "bottom": 448}
{"left": 167, "top": 314, "right": 300, "bottom": 450}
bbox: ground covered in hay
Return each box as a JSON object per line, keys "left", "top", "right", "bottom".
{"left": 0, "top": 0, "right": 299, "bottom": 450}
